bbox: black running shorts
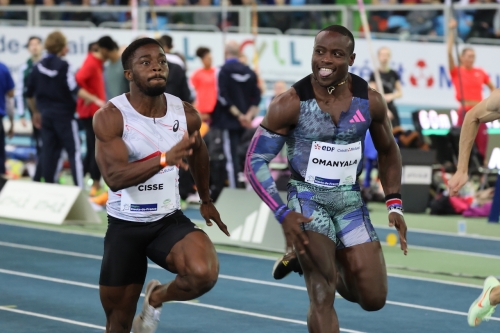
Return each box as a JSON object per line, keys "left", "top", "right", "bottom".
{"left": 99, "top": 210, "right": 203, "bottom": 286}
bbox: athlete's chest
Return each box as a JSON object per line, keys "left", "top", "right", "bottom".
{"left": 123, "top": 114, "right": 187, "bottom": 161}
{"left": 295, "top": 97, "right": 370, "bottom": 143}
{"left": 316, "top": 97, "right": 353, "bottom": 126}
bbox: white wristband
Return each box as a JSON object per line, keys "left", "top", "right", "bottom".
{"left": 388, "top": 209, "right": 404, "bottom": 216}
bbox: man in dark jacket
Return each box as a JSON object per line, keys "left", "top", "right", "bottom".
{"left": 211, "top": 40, "right": 261, "bottom": 188}
{"left": 26, "top": 31, "right": 102, "bottom": 188}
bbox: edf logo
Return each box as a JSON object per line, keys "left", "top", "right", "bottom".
{"left": 322, "top": 146, "right": 336, "bottom": 152}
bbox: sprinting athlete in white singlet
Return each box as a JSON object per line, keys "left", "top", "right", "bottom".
{"left": 94, "top": 38, "right": 229, "bottom": 333}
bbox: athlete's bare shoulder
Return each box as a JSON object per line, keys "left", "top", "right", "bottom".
{"left": 93, "top": 101, "right": 124, "bottom": 141}
{"left": 182, "top": 101, "right": 202, "bottom": 134}
{"left": 367, "top": 86, "right": 388, "bottom": 123}
{"left": 261, "top": 87, "right": 300, "bottom": 135}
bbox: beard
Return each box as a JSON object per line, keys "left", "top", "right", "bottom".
{"left": 133, "top": 74, "right": 167, "bottom": 96}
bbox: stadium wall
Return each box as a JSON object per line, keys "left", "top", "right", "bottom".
{"left": 1, "top": 27, "right": 499, "bottom": 108}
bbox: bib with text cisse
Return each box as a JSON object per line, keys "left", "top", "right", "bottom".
{"left": 120, "top": 166, "right": 178, "bottom": 213}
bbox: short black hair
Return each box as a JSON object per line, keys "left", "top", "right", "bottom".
{"left": 98, "top": 36, "right": 118, "bottom": 51}
{"left": 196, "top": 46, "right": 210, "bottom": 59}
{"left": 26, "top": 36, "right": 41, "bottom": 46}
{"left": 317, "top": 25, "right": 355, "bottom": 54}
{"left": 157, "top": 35, "right": 173, "bottom": 50}
{"left": 88, "top": 42, "right": 98, "bottom": 53}
{"left": 121, "top": 37, "right": 164, "bottom": 70}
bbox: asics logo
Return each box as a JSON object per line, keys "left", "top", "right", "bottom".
{"left": 349, "top": 110, "right": 366, "bottom": 123}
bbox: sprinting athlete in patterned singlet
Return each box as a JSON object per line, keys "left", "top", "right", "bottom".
{"left": 245, "top": 25, "right": 408, "bottom": 333}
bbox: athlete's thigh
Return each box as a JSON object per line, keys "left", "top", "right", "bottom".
{"left": 288, "top": 191, "right": 337, "bottom": 281}
{"left": 336, "top": 241, "right": 387, "bottom": 300}
{"left": 99, "top": 216, "right": 149, "bottom": 287}
{"left": 146, "top": 212, "right": 217, "bottom": 274}
{"left": 165, "top": 231, "right": 218, "bottom": 276}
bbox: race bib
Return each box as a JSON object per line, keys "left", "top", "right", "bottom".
{"left": 120, "top": 166, "right": 178, "bottom": 213}
{"left": 305, "top": 141, "right": 361, "bottom": 187}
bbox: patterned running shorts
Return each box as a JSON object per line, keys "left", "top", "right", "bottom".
{"left": 287, "top": 180, "right": 379, "bottom": 249}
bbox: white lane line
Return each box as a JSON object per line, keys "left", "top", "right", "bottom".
{"left": 1, "top": 268, "right": 497, "bottom": 323}
{"left": 217, "top": 274, "right": 307, "bottom": 291}
{"left": 0, "top": 241, "right": 487, "bottom": 290}
{"left": 374, "top": 224, "right": 500, "bottom": 242}
{"left": 0, "top": 306, "right": 106, "bottom": 330}
{"left": 0, "top": 241, "right": 102, "bottom": 260}
{"left": 0, "top": 269, "right": 365, "bottom": 332}
{"left": 380, "top": 242, "right": 500, "bottom": 260}
{"left": 0, "top": 268, "right": 99, "bottom": 289}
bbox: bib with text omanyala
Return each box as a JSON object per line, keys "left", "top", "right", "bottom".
{"left": 305, "top": 141, "right": 361, "bottom": 187}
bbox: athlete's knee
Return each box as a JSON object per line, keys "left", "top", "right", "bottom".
{"left": 358, "top": 292, "right": 386, "bottom": 311}
{"left": 308, "top": 281, "right": 336, "bottom": 309}
{"left": 188, "top": 261, "right": 218, "bottom": 294}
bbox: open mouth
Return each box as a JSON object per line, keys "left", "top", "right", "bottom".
{"left": 318, "top": 68, "right": 334, "bottom": 78}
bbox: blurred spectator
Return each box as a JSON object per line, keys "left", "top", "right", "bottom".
{"left": 493, "top": 9, "right": 500, "bottom": 38}
{"left": 211, "top": 40, "right": 261, "bottom": 188}
{"left": 467, "top": 0, "right": 498, "bottom": 39}
{"left": 190, "top": 46, "right": 217, "bottom": 122}
{"left": 15, "top": 36, "right": 44, "bottom": 181}
{"left": 369, "top": 47, "right": 403, "bottom": 127}
{"left": 369, "top": 0, "right": 396, "bottom": 32}
{"left": 90, "top": 0, "right": 121, "bottom": 26}
{"left": 40, "top": 0, "right": 62, "bottom": 21}
{"left": 0, "top": 61, "right": 15, "bottom": 176}
{"left": 447, "top": 18, "right": 495, "bottom": 161}
{"left": 157, "top": 35, "right": 186, "bottom": 70}
{"left": 76, "top": 36, "right": 108, "bottom": 195}
{"left": 405, "top": 0, "right": 440, "bottom": 35}
{"left": 264, "top": 80, "right": 287, "bottom": 111}
{"left": 169, "top": 0, "right": 194, "bottom": 24}
{"left": 88, "top": 42, "right": 99, "bottom": 53}
{"left": 266, "top": 0, "right": 293, "bottom": 33}
{"left": 165, "top": 61, "right": 192, "bottom": 102}
{"left": 101, "top": 38, "right": 129, "bottom": 100}
{"left": 26, "top": 31, "right": 100, "bottom": 187}
{"left": 193, "top": 0, "right": 218, "bottom": 26}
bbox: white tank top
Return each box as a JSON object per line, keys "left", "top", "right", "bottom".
{"left": 106, "top": 93, "right": 187, "bottom": 222}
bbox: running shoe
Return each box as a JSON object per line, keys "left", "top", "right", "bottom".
{"left": 132, "top": 280, "right": 162, "bottom": 333}
{"left": 272, "top": 252, "right": 303, "bottom": 280}
{"left": 468, "top": 276, "right": 500, "bottom": 327}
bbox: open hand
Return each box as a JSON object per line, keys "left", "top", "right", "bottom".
{"left": 166, "top": 131, "right": 196, "bottom": 169}
{"left": 281, "top": 211, "right": 312, "bottom": 254}
{"left": 200, "top": 202, "right": 230, "bottom": 237}
{"left": 389, "top": 212, "right": 408, "bottom": 255}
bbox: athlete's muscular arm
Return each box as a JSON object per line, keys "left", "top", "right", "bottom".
{"left": 94, "top": 102, "right": 194, "bottom": 192}
{"left": 369, "top": 88, "right": 408, "bottom": 255}
{"left": 245, "top": 90, "right": 311, "bottom": 254}
{"left": 449, "top": 89, "right": 500, "bottom": 196}
{"left": 184, "top": 102, "right": 229, "bottom": 236}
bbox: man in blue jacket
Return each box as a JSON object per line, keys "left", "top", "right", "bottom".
{"left": 26, "top": 30, "right": 102, "bottom": 188}
{"left": 211, "top": 40, "right": 261, "bottom": 188}
{"left": 0, "top": 61, "right": 15, "bottom": 176}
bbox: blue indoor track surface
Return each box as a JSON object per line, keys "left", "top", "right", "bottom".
{"left": 0, "top": 223, "right": 499, "bottom": 333}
